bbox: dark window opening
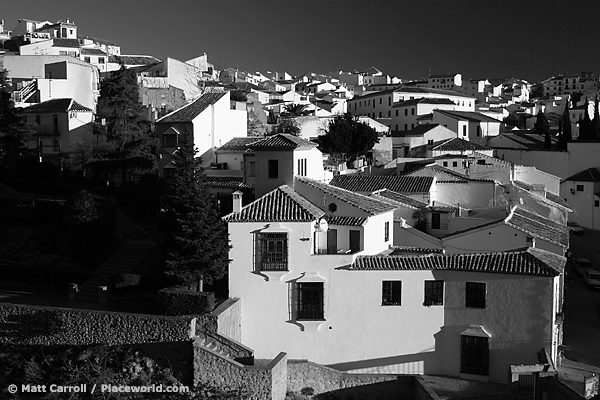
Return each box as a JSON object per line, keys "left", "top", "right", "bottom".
{"left": 461, "top": 335, "right": 489, "bottom": 375}
{"left": 261, "top": 232, "right": 288, "bottom": 271}
{"left": 297, "top": 282, "right": 324, "bottom": 320}
{"left": 382, "top": 281, "right": 402, "bottom": 306}
{"left": 431, "top": 212, "right": 441, "bottom": 229}
{"left": 384, "top": 221, "right": 389, "bottom": 242}
{"left": 576, "top": 184, "right": 584, "bottom": 192}
{"left": 268, "top": 159, "right": 279, "bottom": 179}
{"left": 466, "top": 282, "right": 486, "bottom": 308}
{"left": 424, "top": 280, "right": 444, "bottom": 306}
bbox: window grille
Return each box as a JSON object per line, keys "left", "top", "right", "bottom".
{"left": 297, "top": 282, "right": 324, "bottom": 320}
{"left": 261, "top": 232, "right": 288, "bottom": 271}
{"left": 461, "top": 335, "right": 489, "bottom": 375}
{"left": 424, "top": 280, "right": 444, "bottom": 306}
{"left": 465, "top": 282, "right": 486, "bottom": 308}
{"left": 382, "top": 281, "right": 401, "bottom": 306}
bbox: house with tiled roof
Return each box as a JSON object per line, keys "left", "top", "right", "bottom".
{"left": 510, "top": 180, "right": 572, "bottom": 225}
{"left": 560, "top": 167, "right": 600, "bottom": 229}
{"left": 442, "top": 206, "right": 568, "bottom": 257}
{"left": 329, "top": 174, "right": 434, "bottom": 204}
{"left": 429, "top": 137, "right": 494, "bottom": 157}
{"left": 156, "top": 90, "right": 247, "bottom": 177}
{"left": 391, "top": 124, "right": 458, "bottom": 158}
{"left": 223, "top": 177, "right": 565, "bottom": 384}
{"left": 21, "top": 98, "right": 94, "bottom": 169}
{"left": 391, "top": 98, "right": 457, "bottom": 133}
{"left": 242, "top": 134, "right": 331, "bottom": 198}
{"left": 432, "top": 110, "right": 502, "bottom": 145}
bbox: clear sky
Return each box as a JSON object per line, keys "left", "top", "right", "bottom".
{"left": 3, "top": 0, "right": 599, "bottom": 83}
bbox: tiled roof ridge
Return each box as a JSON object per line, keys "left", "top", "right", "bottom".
{"left": 351, "top": 247, "right": 562, "bottom": 276}
{"left": 563, "top": 167, "right": 600, "bottom": 183}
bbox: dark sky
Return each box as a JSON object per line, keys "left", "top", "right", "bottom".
{"left": 3, "top": 0, "right": 599, "bottom": 83}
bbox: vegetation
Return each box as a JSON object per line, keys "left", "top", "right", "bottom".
{"left": 319, "top": 112, "right": 379, "bottom": 162}
{"left": 275, "top": 117, "right": 301, "bottom": 135}
{"left": 160, "top": 129, "right": 230, "bottom": 291}
{"left": 503, "top": 111, "right": 526, "bottom": 129}
{"left": 94, "top": 66, "right": 158, "bottom": 183}
{"left": 0, "top": 344, "right": 247, "bottom": 399}
{"left": 0, "top": 69, "right": 34, "bottom": 175}
{"left": 559, "top": 100, "right": 572, "bottom": 148}
{"left": 577, "top": 98, "right": 593, "bottom": 140}
{"left": 592, "top": 94, "right": 600, "bottom": 140}
{"left": 281, "top": 103, "right": 311, "bottom": 117}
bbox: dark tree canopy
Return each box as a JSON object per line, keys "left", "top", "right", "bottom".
{"left": 161, "top": 130, "right": 230, "bottom": 289}
{"left": 281, "top": 103, "right": 310, "bottom": 117}
{"left": 0, "top": 69, "right": 34, "bottom": 173}
{"left": 319, "top": 113, "right": 379, "bottom": 162}
{"left": 561, "top": 99, "right": 572, "bottom": 145}
{"left": 275, "top": 117, "right": 300, "bottom": 135}
{"left": 578, "top": 99, "right": 593, "bottom": 140}
{"left": 592, "top": 94, "right": 600, "bottom": 140}
{"left": 533, "top": 111, "right": 550, "bottom": 136}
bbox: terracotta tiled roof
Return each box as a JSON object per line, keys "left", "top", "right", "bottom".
{"left": 215, "top": 137, "right": 261, "bottom": 153}
{"left": 326, "top": 216, "right": 367, "bottom": 226}
{"left": 392, "top": 98, "right": 456, "bottom": 108}
{"left": 296, "top": 177, "right": 397, "bottom": 216}
{"left": 433, "top": 138, "right": 492, "bottom": 152}
{"left": 370, "top": 189, "right": 428, "bottom": 209}
{"left": 391, "top": 124, "right": 439, "bottom": 137}
{"left": 81, "top": 48, "right": 106, "bottom": 56}
{"left": 329, "top": 175, "right": 433, "bottom": 194}
{"left": 505, "top": 207, "right": 569, "bottom": 248}
{"left": 157, "top": 92, "right": 227, "bottom": 123}
{"left": 394, "top": 86, "right": 473, "bottom": 99}
{"left": 223, "top": 185, "right": 324, "bottom": 222}
{"left": 389, "top": 246, "right": 444, "bottom": 255}
{"left": 563, "top": 168, "right": 600, "bottom": 183}
{"left": 53, "top": 38, "right": 80, "bottom": 48}
{"left": 434, "top": 110, "right": 500, "bottom": 123}
{"left": 350, "top": 247, "right": 564, "bottom": 277}
{"left": 202, "top": 176, "right": 254, "bottom": 189}
{"left": 416, "top": 113, "right": 433, "bottom": 121}
{"left": 441, "top": 220, "right": 505, "bottom": 238}
{"left": 22, "top": 98, "right": 92, "bottom": 113}
{"left": 247, "top": 134, "right": 318, "bottom": 150}
{"left": 512, "top": 181, "right": 572, "bottom": 211}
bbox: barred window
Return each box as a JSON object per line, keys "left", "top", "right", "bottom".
{"left": 461, "top": 335, "right": 489, "bottom": 375}
{"left": 297, "top": 282, "right": 324, "bottom": 320}
{"left": 465, "top": 282, "right": 486, "bottom": 308}
{"left": 384, "top": 221, "right": 389, "bottom": 242}
{"left": 424, "top": 280, "right": 444, "bottom": 306}
{"left": 261, "top": 233, "right": 288, "bottom": 271}
{"left": 382, "top": 281, "right": 401, "bottom": 306}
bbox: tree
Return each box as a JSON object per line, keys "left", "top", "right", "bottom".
{"left": 160, "top": 129, "right": 230, "bottom": 290}
{"left": 0, "top": 69, "right": 33, "bottom": 174}
{"left": 533, "top": 111, "right": 550, "bottom": 136}
{"left": 592, "top": 94, "right": 600, "bottom": 140}
{"left": 96, "top": 66, "right": 157, "bottom": 182}
{"left": 578, "top": 99, "right": 593, "bottom": 140}
{"left": 319, "top": 112, "right": 379, "bottom": 162}
{"left": 275, "top": 117, "right": 300, "bottom": 135}
{"left": 281, "top": 103, "right": 310, "bottom": 117}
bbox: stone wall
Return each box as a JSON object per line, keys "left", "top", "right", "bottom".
{"left": 287, "top": 359, "right": 398, "bottom": 394}
{"left": 193, "top": 341, "right": 288, "bottom": 400}
{"left": 0, "top": 303, "right": 196, "bottom": 345}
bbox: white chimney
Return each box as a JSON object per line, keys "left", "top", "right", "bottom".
{"left": 232, "top": 190, "right": 243, "bottom": 213}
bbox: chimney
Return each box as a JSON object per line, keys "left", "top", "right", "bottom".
{"left": 232, "top": 190, "right": 243, "bottom": 213}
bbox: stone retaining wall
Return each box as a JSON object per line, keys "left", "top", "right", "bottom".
{"left": 0, "top": 303, "right": 196, "bottom": 345}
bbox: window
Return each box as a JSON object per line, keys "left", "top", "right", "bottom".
{"left": 382, "top": 281, "right": 402, "bottom": 306}
{"left": 466, "top": 282, "right": 486, "bottom": 308}
{"left": 35, "top": 115, "right": 41, "bottom": 125}
{"left": 384, "top": 221, "right": 389, "bottom": 242}
{"left": 405, "top": 109, "right": 408, "bottom": 116}
{"left": 443, "top": 161, "right": 448, "bottom": 167}
{"left": 476, "top": 126, "right": 481, "bottom": 137}
{"left": 379, "top": 98, "right": 382, "bottom": 104}
{"left": 98, "top": 57, "right": 105, "bottom": 64}
{"left": 261, "top": 232, "right": 288, "bottom": 271}
{"left": 595, "top": 200, "right": 599, "bottom": 208}
{"left": 297, "top": 158, "right": 307, "bottom": 176}
{"left": 268, "top": 159, "right": 279, "bottom": 179}
{"left": 84, "top": 57, "right": 91, "bottom": 63}
{"left": 477, "top": 159, "right": 485, "bottom": 165}
{"left": 249, "top": 161, "right": 256, "bottom": 177}
{"left": 163, "top": 134, "right": 177, "bottom": 147}
{"left": 462, "top": 126, "right": 467, "bottom": 136}
{"left": 411, "top": 108, "right": 415, "bottom": 115}
{"left": 424, "top": 280, "right": 444, "bottom": 306}
{"left": 461, "top": 335, "right": 489, "bottom": 375}
{"left": 379, "top": 112, "right": 382, "bottom": 118}
{"left": 452, "top": 161, "right": 458, "bottom": 167}
{"left": 297, "top": 282, "right": 324, "bottom": 320}
{"left": 395, "top": 110, "right": 398, "bottom": 117}
{"left": 576, "top": 184, "right": 584, "bottom": 192}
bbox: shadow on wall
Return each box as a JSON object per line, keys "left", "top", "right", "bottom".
{"left": 326, "top": 350, "right": 439, "bottom": 375}
{"left": 0, "top": 310, "right": 64, "bottom": 341}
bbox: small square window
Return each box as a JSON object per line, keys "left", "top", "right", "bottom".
{"left": 424, "top": 280, "right": 444, "bottom": 306}
{"left": 466, "top": 282, "right": 486, "bottom": 308}
{"left": 452, "top": 161, "right": 458, "bottom": 167}
{"left": 443, "top": 161, "right": 448, "bottom": 167}
{"left": 382, "top": 281, "right": 401, "bottom": 306}
{"left": 576, "top": 184, "right": 584, "bottom": 192}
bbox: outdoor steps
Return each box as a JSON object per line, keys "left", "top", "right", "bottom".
{"left": 113, "top": 207, "right": 150, "bottom": 242}
{"left": 76, "top": 243, "right": 154, "bottom": 303}
{"left": 196, "top": 337, "right": 233, "bottom": 359}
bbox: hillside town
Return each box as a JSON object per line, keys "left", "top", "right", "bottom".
{"left": 1, "top": 16, "right": 600, "bottom": 400}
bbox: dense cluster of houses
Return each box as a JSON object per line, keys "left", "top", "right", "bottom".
{"left": 3, "top": 16, "right": 600, "bottom": 385}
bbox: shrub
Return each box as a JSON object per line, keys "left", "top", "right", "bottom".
{"left": 157, "top": 288, "right": 215, "bottom": 316}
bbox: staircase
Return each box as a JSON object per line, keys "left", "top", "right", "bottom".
{"left": 76, "top": 201, "right": 155, "bottom": 303}
{"left": 13, "top": 80, "right": 37, "bottom": 104}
